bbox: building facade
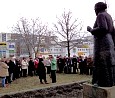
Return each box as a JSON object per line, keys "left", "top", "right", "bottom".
{"left": 0, "top": 33, "right": 15, "bottom": 58}
{"left": 0, "top": 33, "right": 94, "bottom": 58}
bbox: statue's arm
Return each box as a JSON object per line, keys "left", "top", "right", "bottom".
{"left": 91, "top": 13, "right": 108, "bottom": 35}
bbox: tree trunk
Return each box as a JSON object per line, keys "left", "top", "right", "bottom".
{"left": 67, "top": 40, "right": 70, "bottom": 57}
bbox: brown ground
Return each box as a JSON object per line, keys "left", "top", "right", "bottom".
{"left": 0, "top": 73, "right": 91, "bottom": 98}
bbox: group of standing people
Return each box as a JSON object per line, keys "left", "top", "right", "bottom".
{"left": 0, "top": 54, "right": 93, "bottom": 88}
{"left": 57, "top": 55, "right": 93, "bottom": 75}
{"left": 37, "top": 55, "right": 57, "bottom": 84}
{"left": 0, "top": 57, "right": 28, "bottom": 87}
{"left": 0, "top": 55, "right": 57, "bottom": 87}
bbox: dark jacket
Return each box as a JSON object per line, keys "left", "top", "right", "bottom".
{"left": 8, "top": 60, "right": 15, "bottom": 74}
{"left": 28, "top": 60, "right": 34, "bottom": 71}
{"left": 72, "top": 58, "right": 77, "bottom": 68}
{"left": 37, "top": 58, "right": 46, "bottom": 79}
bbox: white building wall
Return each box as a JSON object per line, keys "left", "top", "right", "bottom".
{"left": 49, "top": 45, "right": 94, "bottom": 58}
{"left": 83, "top": 41, "right": 94, "bottom": 56}
{"left": 49, "top": 45, "right": 63, "bottom": 58}
{"left": 61, "top": 47, "right": 92, "bottom": 57}
{"left": 0, "top": 33, "right": 2, "bottom": 42}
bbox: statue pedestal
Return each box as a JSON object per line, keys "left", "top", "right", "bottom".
{"left": 83, "top": 83, "right": 115, "bottom": 98}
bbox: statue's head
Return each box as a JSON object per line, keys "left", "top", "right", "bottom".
{"left": 94, "top": 2, "right": 107, "bottom": 15}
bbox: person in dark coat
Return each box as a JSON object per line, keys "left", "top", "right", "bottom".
{"left": 87, "top": 2, "right": 115, "bottom": 87}
{"left": 13, "top": 58, "right": 21, "bottom": 79}
{"left": 37, "top": 58, "right": 48, "bottom": 84}
{"left": 57, "top": 55, "right": 64, "bottom": 73}
{"left": 66, "top": 57, "right": 72, "bottom": 74}
{"left": 83, "top": 56, "right": 88, "bottom": 74}
{"left": 28, "top": 58, "right": 34, "bottom": 76}
{"left": 78, "top": 56, "right": 84, "bottom": 75}
{"left": 86, "top": 57, "right": 93, "bottom": 75}
{"left": 72, "top": 55, "right": 78, "bottom": 74}
{"left": 10, "top": 58, "right": 17, "bottom": 80}
{"left": 15, "top": 58, "right": 21, "bottom": 78}
{"left": 8, "top": 59, "right": 15, "bottom": 82}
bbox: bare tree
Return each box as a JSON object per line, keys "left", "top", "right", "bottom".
{"left": 12, "top": 17, "right": 48, "bottom": 57}
{"left": 52, "top": 10, "right": 85, "bottom": 57}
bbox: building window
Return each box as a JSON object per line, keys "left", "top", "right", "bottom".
{"left": 54, "top": 55, "right": 57, "bottom": 57}
{"left": 2, "top": 34, "right": 6, "bottom": 42}
{"left": 73, "top": 48, "right": 76, "bottom": 53}
{"left": 9, "top": 45, "right": 15, "bottom": 48}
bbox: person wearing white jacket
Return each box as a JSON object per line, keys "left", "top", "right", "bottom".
{"left": 21, "top": 57, "right": 28, "bottom": 77}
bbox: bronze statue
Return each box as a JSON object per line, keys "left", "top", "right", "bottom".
{"left": 87, "top": 2, "right": 115, "bottom": 87}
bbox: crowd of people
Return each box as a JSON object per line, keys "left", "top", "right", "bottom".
{"left": 0, "top": 55, "right": 93, "bottom": 87}
{"left": 57, "top": 55, "right": 93, "bottom": 75}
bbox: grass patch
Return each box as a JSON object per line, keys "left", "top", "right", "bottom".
{"left": 0, "top": 73, "right": 91, "bottom": 94}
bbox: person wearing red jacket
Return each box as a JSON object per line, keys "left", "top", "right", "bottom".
{"left": 34, "top": 57, "right": 39, "bottom": 75}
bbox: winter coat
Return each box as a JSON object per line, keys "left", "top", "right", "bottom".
{"left": 51, "top": 59, "right": 57, "bottom": 70}
{"left": 21, "top": 60, "right": 28, "bottom": 69}
{"left": 34, "top": 60, "right": 38, "bottom": 69}
{"left": 0, "top": 62, "right": 9, "bottom": 77}
{"left": 28, "top": 60, "right": 34, "bottom": 71}
{"left": 7, "top": 60, "right": 15, "bottom": 74}
{"left": 72, "top": 58, "right": 77, "bottom": 68}
{"left": 37, "top": 59, "right": 46, "bottom": 79}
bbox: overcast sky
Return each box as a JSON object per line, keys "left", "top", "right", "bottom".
{"left": 0, "top": 0, "right": 114, "bottom": 33}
